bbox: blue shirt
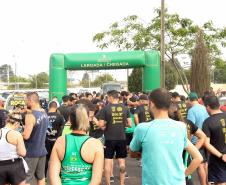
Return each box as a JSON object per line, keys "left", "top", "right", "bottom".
{"left": 130, "top": 119, "right": 187, "bottom": 185}
{"left": 187, "top": 104, "right": 209, "bottom": 143}
{"left": 187, "top": 104, "right": 209, "bottom": 129}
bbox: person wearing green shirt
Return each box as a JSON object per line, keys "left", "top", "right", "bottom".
{"left": 49, "top": 104, "right": 104, "bottom": 185}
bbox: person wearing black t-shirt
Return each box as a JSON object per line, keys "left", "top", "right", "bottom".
{"left": 0, "top": 100, "right": 8, "bottom": 128}
{"left": 45, "top": 101, "right": 65, "bottom": 175}
{"left": 88, "top": 102, "right": 104, "bottom": 141}
{"left": 57, "top": 95, "right": 71, "bottom": 122}
{"left": 171, "top": 92, "right": 188, "bottom": 120}
{"left": 134, "top": 94, "right": 153, "bottom": 124}
{"left": 203, "top": 96, "right": 226, "bottom": 184}
{"left": 98, "top": 90, "right": 132, "bottom": 185}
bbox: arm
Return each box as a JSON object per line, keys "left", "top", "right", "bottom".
{"left": 127, "top": 118, "right": 132, "bottom": 128}
{"left": 22, "top": 113, "right": 35, "bottom": 140}
{"left": 129, "top": 126, "right": 142, "bottom": 158}
{"left": 204, "top": 137, "right": 226, "bottom": 162}
{"left": 202, "top": 120, "right": 225, "bottom": 162}
{"left": 194, "top": 129, "right": 206, "bottom": 149}
{"left": 16, "top": 133, "right": 26, "bottom": 157}
{"left": 89, "top": 141, "right": 104, "bottom": 185}
{"left": 8, "top": 130, "right": 26, "bottom": 157}
{"left": 134, "top": 114, "right": 139, "bottom": 125}
{"left": 185, "top": 139, "right": 203, "bottom": 177}
{"left": 49, "top": 140, "right": 62, "bottom": 185}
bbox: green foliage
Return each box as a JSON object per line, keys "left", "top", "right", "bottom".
{"left": 30, "top": 72, "right": 49, "bottom": 88}
{"left": 213, "top": 58, "right": 226, "bottom": 83}
{"left": 178, "top": 69, "right": 191, "bottom": 85}
{"left": 91, "top": 74, "right": 114, "bottom": 87}
{"left": 0, "top": 64, "right": 14, "bottom": 82}
{"left": 165, "top": 62, "right": 178, "bottom": 90}
{"left": 81, "top": 72, "right": 90, "bottom": 87}
{"left": 128, "top": 63, "right": 177, "bottom": 92}
{"left": 93, "top": 9, "right": 226, "bottom": 91}
{"left": 214, "top": 67, "right": 226, "bottom": 83}
{"left": 8, "top": 76, "right": 30, "bottom": 89}
{"left": 128, "top": 68, "right": 142, "bottom": 92}
{"left": 10, "top": 76, "right": 29, "bottom": 83}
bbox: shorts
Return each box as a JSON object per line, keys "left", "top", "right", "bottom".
{"left": 0, "top": 158, "right": 26, "bottom": 185}
{"left": 126, "top": 133, "right": 133, "bottom": 146}
{"left": 186, "top": 177, "right": 194, "bottom": 185}
{"left": 199, "top": 148, "right": 207, "bottom": 163}
{"left": 104, "top": 140, "right": 127, "bottom": 159}
{"left": 45, "top": 139, "right": 56, "bottom": 158}
{"left": 208, "top": 155, "right": 226, "bottom": 183}
{"left": 25, "top": 156, "right": 46, "bottom": 183}
{"left": 97, "top": 135, "right": 105, "bottom": 145}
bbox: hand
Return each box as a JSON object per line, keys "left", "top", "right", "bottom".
{"left": 222, "top": 154, "right": 226, "bottom": 162}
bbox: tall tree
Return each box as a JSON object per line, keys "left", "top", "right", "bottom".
{"left": 8, "top": 76, "right": 30, "bottom": 89}
{"left": 93, "top": 9, "right": 226, "bottom": 93}
{"left": 165, "top": 62, "right": 178, "bottom": 90}
{"left": 190, "top": 30, "right": 211, "bottom": 97}
{"left": 0, "top": 64, "right": 14, "bottom": 82}
{"left": 128, "top": 68, "right": 142, "bottom": 92}
{"left": 30, "top": 72, "right": 49, "bottom": 88}
{"left": 81, "top": 72, "right": 90, "bottom": 87}
{"left": 91, "top": 74, "right": 114, "bottom": 87}
{"left": 213, "top": 58, "right": 226, "bottom": 83}
{"left": 128, "top": 64, "right": 178, "bottom": 92}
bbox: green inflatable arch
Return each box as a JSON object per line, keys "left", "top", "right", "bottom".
{"left": 49, "top": 50, "right": 160, "bottom": 100}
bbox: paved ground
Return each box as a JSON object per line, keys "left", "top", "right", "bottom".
{"left": 44, "top": 157, "right": 201, "bottom": 185}
{"left": 102, "top": 157, "right": 201, "bottom": 185}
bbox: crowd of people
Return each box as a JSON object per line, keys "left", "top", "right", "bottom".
{"left": 0, "top": 88, "right": 225, "bottom": 185}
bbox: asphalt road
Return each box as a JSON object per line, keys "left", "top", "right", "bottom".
{"left": 102, "top": 157, "right": 201, "bottom": 185}
{"left": 44, "top": 157, "right": 201, "bottom": 185}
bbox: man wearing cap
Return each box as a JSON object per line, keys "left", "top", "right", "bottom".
{"left": 187, "top": 92, "right": 209, "bottom": 185}
{"left": 134, "top": 94, "right": 153, "bottom": 125}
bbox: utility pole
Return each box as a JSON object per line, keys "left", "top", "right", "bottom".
{"left": 35, "top": 75, "right": 38, "bottom": 89}
{"left": 15, "top": 62, "right": 17, "bottom": 90}
{"left": 161, "top": 0, "right": 165, "bottom": 88}
{"left": 7, "top": 65, "right": 9, "bottom": 88}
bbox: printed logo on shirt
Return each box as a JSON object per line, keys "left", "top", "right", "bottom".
{"left": 220, "top": 119, "right": 226, "bottom": 143}
{"left": 70, "top": 152, "right": 77, "bottom": 161}
{"left": 111, "top": 106, "right": 123, "bottom": 124}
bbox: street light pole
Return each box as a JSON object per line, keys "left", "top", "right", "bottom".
{"left": 15, "top": 62, "right": 17, "bottom": 90}
{"left": 161, "top": 0, "right": 165, "bottom": 88}
{"left": 7, "top": 65, "right": 9, "bottom": 88}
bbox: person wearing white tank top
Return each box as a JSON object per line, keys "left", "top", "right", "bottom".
{"left": 0, "top": 112, "right": 26, "bottom": 185}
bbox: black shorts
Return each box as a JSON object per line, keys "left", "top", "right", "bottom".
{"left": 104, "top": 140, "right": 127, "bottom": 159}
{"left": 0, "top": 158, "right": 26, "bottom": 185}
{"left": 186, "top": 178, "right": 194, "bottom": 185}
{"left": 199, "top": 148, "right": 207, "bottom": 163}
{"left": 126, "top": 133, "right": 133, "bottom": 146}
{"left": 208, "top": 155, "right": 226, "bottom": 183}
